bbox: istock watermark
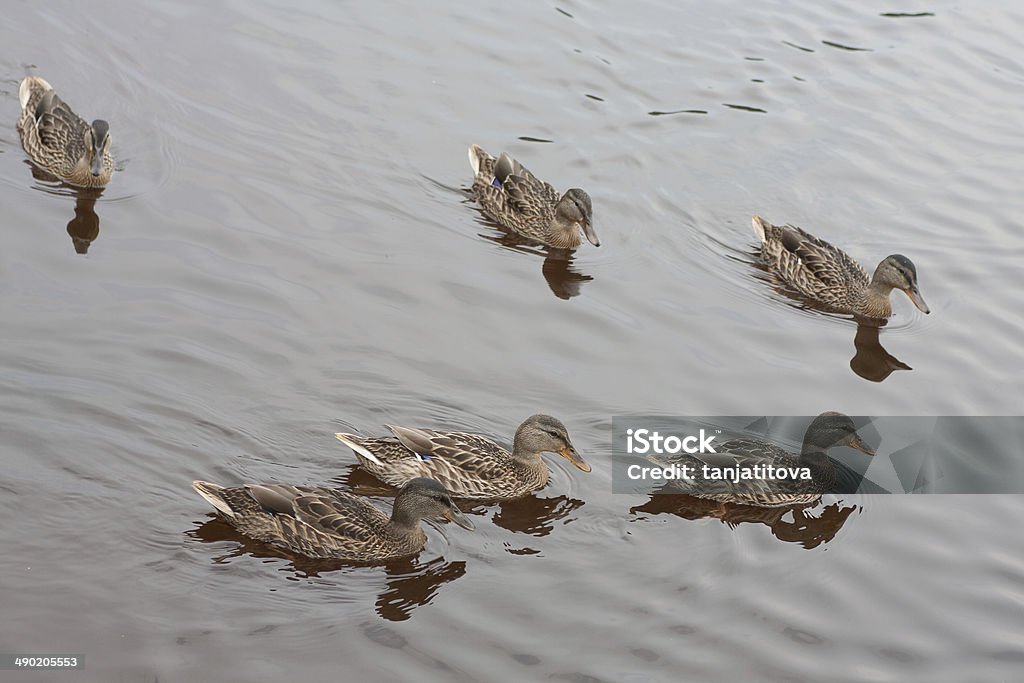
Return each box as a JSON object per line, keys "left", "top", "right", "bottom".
{"left": 624, "top": 461, "right": 813, "bottom": 483}
{"left": 610, "top": 415, "right": 1024, "bottom": 495}
{"left": 625, "top": 427, "right": 718, "bottom": 454}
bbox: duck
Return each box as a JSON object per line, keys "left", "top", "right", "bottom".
{"left": 468, "top": 144, "right": 599, "bottom": 249}
{"left": 335, "top": 414, "right": 591, "bottom": 499}
{"left": 752, "top": 215, "right": 929, "bottom": 319}
{"left": 192, "top": 477, "right": 473, "bottom": 562}
{"left": 17, "top": 76, "right": 113, "bottom": 187}
{"left": 647, "top": 412, "right": 876, "bottom": 508}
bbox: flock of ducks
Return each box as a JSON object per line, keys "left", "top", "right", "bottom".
{"left": 17, "top": 76, "right": 924, "bottom": 563}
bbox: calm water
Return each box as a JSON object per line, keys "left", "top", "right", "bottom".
{"left": 2, "top": 0, "right": 1023, "bottom": 681}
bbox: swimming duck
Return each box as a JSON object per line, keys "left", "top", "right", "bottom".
{"left": 17, "top": 76, "right": 113, "bottom": 187}
{"left": 648, "top": 412, "right": 875, "bottom": 507}
{"left": 468, "top": 144, "right": 599, "bottom": 249}
{"left": 753, "top": 215, "right": 929, "bottom": 319}
{"left": 336, "top": 414, "right": 591, "bottom": 499}
{"left": 192, "top": 477, "right": 473, "bottom": 562}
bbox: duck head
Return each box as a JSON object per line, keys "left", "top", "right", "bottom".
{"left": 394, "top": 478, "right": 474, "bottom": 530}
{"left": 871, "top": 254, "right": 929, "bottom": 314}
{"left": 513, "top": 414, "right": 591, "bottom": 471}
{"left": 553, "top": 189, "right": 599, "bottom": 247}
{"left": 85, "top": 120, "right": 111, "bottom": 177}
{"left": 802, "top": 412, "right": 876, "bottom": 458}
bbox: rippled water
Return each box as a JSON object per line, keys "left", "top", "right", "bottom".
{"left": 2, "top": 0, "right": 1023, "bottom": 681}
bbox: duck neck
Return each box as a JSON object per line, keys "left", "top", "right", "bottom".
{"left": 858, "top": 280, "right": 893, "bottom": 319}
{"left": 546, "top": 222, "right": 582, "bottom": 249}
{"left": 389, "top": 498, "right": 422, "bottom": 530}
{"left": 510, "top": 440, "right": 548, "bottom": 480}
{"left": 798, "top": 445, "right": 835, "bottom": 479}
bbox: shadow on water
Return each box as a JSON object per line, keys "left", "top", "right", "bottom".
{"left": 188, "top": 517, "right": 467, "bottom": 622}
{"left": 630, "top": 490, "right": 859, "bottom": 550}
{"left": 26, "top": 161, "right": 105, "bottom": 254}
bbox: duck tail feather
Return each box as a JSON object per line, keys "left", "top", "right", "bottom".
{"left": 192, "top": 480, "right": 236, "bottom": 518}
{"left": 334, "top": 432, "right": 384, "bottom": 466}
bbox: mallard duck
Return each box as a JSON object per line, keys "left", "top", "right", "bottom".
{"left": 753, "top": 215, "right": 929, "bottom": 319}
{"left": 17, "top": 76, "right": 113, "bottom": 187}
{"left": 192, "top": 477, "right": 473, "bottom": 562}
{"left": 647, "top": 412, "right": 875, "bottom": 507}
{"left": 335, "top": 414, "right": 591, "bottom": 499}
{"left": 468, "top": 144, "right": 599, "bottom": 249}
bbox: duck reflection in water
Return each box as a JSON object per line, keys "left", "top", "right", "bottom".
{"left": 467, "top": 493, "right": 585, "bottom": 538}
{"left": 630, "top": 491, "right": 859, "bottom": 550}
{"left": 479, "top": 228, "right": 594, "bottom": 300}
{"left": 66, "top": 187, "right": 102, "bottom": 254}
{"left": 189, "top": 517, "right": 467, "bottom": 622}
{"left": 850, "top": 320, "right": 912, "bottom": 383}
{"left": 26, "top": 162, "right": 104, "bottom": 254}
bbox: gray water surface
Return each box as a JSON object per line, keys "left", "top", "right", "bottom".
{"left": 2, "top": 1, "right": 1023, "bottom": 681}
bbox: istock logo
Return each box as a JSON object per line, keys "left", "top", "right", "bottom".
{"left": 626, "top": 428, "right": 717, "bottom": 454}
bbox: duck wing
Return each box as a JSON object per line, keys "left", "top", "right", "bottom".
{"left": 703, "top": 436, "right": 792, "bottom": 464}
{"left": 777, "top": 225, "right": 870, "bottom": 291}
{"left": 501, "top": 173, "right": 560, "bottom": 219}
{"left": 34, "top": 90, "right": 86, "bottom": 153}
{"left": 247, "top": 484, "right": 385, "bottom": 541}
{"left": 387, "top": 426, "right": 512, "bottom": 479}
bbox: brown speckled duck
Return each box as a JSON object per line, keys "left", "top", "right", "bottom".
{"left": 753, "top": 215, "right": 929, "bottom": 319}
{"left": 648, "top": 412, "right": 876, "bottom": 508}
{"left": 469, "top": 144, "right": 598, "bottom": 249}
{"left": 336, "top": 414, "right": 591, "bottom": 499}
{"left": 17, "top": 76, "right": 113, "bottom": 187}
{"left": 192, "top": 477, "right": 473, "bottom": 562}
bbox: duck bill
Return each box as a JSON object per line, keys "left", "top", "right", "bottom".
{"left": 906, "top": 286, "right": 930, "bottom": 314}
{"left": 444, "top": 507, "right": 475, "bottom": 531}
{"left": 581, "top": 219, "right": 600, "bottom": 247}
{"left": 558, "top": 445, "right": 592, "bottom": 472}
{"left": 850, "top": 434, "right": 876, "bottom": 457}
{"left": 90, "top": 152, "right": 104, "bottom": 177}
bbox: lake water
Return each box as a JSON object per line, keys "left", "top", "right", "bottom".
{"left": 2, "top": 1, "right": 1023, "bottom": 681}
